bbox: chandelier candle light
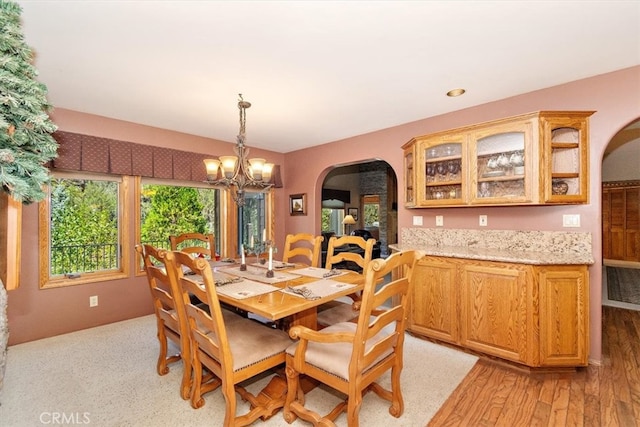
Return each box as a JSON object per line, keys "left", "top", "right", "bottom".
{"left": 203, "top": 94, "right": 274, "bottom": 206}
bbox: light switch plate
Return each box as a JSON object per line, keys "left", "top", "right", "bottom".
{"left": 562, "top": 214, "right": 581, "bottom": 227}
{"left": 435, "top": 215, "right": 444, "bottom": 227}
{"left": 412, "top": 215, "right": 423, "bottom": 226}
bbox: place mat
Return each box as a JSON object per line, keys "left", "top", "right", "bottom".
{"left": 250, "top": 260, "right": 297, "bottom": 270}
{"left": 291, "top": 266, "right": 348, "bottom": 279}
{"left": 220, "top": 265, "right": 300, "bottom": 284}
{"left": 213, "top": 278, "right": 280, "bottom": 300}
{"left": 281, "top": 279, "right": 356, "bottom": 300}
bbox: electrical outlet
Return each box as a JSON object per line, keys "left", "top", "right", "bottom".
{"left": 435, "top": 215, "right": 444, "bottom": 227}
{"left": 89, "top": 295, "right": 98, "bottom": 307}
{"left": 479, "top": 215, "right": 488, "bottom": 227}
{"left": 412, "top": 215, "right": 423, "bottom": 226}
{"left": 563, "top": 214, "right": 581, "bottom": 227}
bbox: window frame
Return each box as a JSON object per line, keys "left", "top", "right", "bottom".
{"left": 38, "top": 171, "right": 131, "bottom": 288}
{"left": 134, "top": 177, "right": 224, "bottom": 275}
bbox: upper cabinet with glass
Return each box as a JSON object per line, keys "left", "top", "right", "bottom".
{"left": 402, "top": 111, "right": 594, "bottom": 208}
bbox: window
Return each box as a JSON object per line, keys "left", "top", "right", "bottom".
{"left": 136, "top": 179, "right": 221, "bottom": 270}
{"left": 39, "top": 172, "right": 130, "bottom": 288}
{"left": 322, "top": 208, "right": 346, "bottom": 235}
{"left": 238, "top": 191, "right": 269, "bottom": 254}
{"left": 363, "top": 195, "right": 380, "bottom": 228}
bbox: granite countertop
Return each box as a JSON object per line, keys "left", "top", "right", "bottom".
{"left": 389, "top": 243, "right": 593, "bottom": 265}
{"left": 392, "top": 228, "right": 595, "bottom": 265}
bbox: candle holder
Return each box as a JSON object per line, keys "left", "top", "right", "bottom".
{"left": 245, "top": 240, "right": 278, "bottom": 275}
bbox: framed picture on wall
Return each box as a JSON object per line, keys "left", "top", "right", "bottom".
{"left": 348, "top": 207, "right": 358, "bottom": 221}
{"left": 290, "top": 193, "right": 306, "bottom": 216}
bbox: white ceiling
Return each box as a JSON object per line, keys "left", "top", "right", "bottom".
{"left": 16, "top": 1, "right": 640, "bottom": 153}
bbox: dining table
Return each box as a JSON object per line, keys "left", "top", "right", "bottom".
{"left": 206, "top": 259, "right": 365, "bottom": 331}
{"left": 193, "top": 259, "right": 365, "bottom": 415}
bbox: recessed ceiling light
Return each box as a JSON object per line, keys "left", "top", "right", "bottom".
{"left": 447, "top": 88, "right": 466, "bottom": 97}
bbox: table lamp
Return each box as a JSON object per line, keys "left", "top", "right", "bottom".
{"left": 342, "top": 214, "right": 356, "bottom": 235}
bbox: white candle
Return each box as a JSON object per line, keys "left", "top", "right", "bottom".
{"left": 268, "top": 247, "right": 273, "bottom": 270}
{"left": 262, "top": 228, "right": 266, "bottom": 242}
{"left": 240, "top": 244, "right": 245, "bottom": 264}
{"left": 250, "top": 235, "right": 254, "bottom": 247}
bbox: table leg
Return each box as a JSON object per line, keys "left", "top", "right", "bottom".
{"left": 289, "top": 307, "right": 317, "bottom": 330}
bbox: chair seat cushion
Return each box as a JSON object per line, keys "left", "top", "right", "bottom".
{"left": 316, "top": 301, "right": 358, "bottom": 327}
{"left": 208, "top": 317, "right": 292, "bottom": 372}
{"left": 286, "top": 322, "right": 396, "bottom": 380}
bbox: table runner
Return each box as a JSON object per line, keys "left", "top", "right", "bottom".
{"left": 220, "top": 265, "right": 300, "bottom": 284}
{"left": 249, "top": 260, "right": 297, "bottom": 270}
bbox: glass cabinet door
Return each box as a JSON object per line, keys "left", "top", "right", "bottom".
{"left": 472, "top": 125, "right": 531, "bottom": 204}
{"left": 540, "top": 113, "right": 592, "bottom": 203}
{"left": 423, "top": 137, "right": 464, "bottom": 204}
{"left": 404, "top": 146, "right": 415, "bottom": 206}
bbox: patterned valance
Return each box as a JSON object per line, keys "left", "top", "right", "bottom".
{"left": 50, "top": 131, "right": 282, "bottom": 187}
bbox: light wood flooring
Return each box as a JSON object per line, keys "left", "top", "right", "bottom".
{"left": 428, "top": 306, "right": 640, "bottom": 426}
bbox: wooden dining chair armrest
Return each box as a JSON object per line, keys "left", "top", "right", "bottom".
{"left": 289, "top": 325, "right": 355, "bottom": 344}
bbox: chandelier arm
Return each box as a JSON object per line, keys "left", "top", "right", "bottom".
{"left": 204, "top": 94, "right": 274, "bottom": 206}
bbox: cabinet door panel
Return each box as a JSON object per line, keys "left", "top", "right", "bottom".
{"left": 602, "top": 189, "right": 611, "bottom": 259}
{"left": 610, "top": 188, "right": 626, "bottom": 259}
{"left": 538, "top": 267, "right": 589, "bottom": 366}
{"left": 409, "top": 257, "right": 458, "bottom": 343}
{"left": 625, "top": 187, "right": 640, "bottom": 261}
{"left": 460, "top": 263, "right": 532, "bottom": 364}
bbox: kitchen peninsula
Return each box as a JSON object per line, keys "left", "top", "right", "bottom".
{"left": 391, "top": 228, "right": 593, "bottom": 370}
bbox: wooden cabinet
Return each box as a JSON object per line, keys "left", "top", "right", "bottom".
{"left": 602, "top": 181, "right": 640, "bottom": 262}
{"left": 409, "top": 256, "right": 458, "bottom": 342}
{"left": 402, "top": 111, "right": 594, "bottom": 208}
{"left": 408, "top": 256, "right": 589, "bottom": 368}
{"left": 459, "top": 262, "right": 533, "bottom": 365}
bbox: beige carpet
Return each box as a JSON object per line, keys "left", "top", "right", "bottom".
{"left": 0, "top": 315, "right": 477, "bottom": 426}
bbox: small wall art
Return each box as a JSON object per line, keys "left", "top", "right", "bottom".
{"left": 289, "top": 193, "right": 306, "bottom": 216}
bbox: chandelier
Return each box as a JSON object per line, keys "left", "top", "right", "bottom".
{"left": 203, "top": 94, "right": 274, "bottom": 206}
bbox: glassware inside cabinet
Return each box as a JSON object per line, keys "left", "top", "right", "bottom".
{"left": 476, "top": 132, "right": 526, "bottom": 199}
{"left": 424, "top": 142, "right": 463, "bottom": 201}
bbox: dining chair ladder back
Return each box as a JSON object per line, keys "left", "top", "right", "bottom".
{"left": 165, "top": 250, "right": 293, "bottom": 427}
{"left": 135, "top": 244, "right": 191, "bottom": 400}
{"left": 283, "top": 249, "right": 423, "bottom": 427}
{"left": 316, "top": 235, "right": 376, "bottom": 328}
{"left": 282, "top": 233, "right": 324, "bottom": 267}
{"left": 169, "top": 232, "right": 215, "bottom": 259}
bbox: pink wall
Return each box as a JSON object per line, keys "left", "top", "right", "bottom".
{"left": 283, "top": 66, "right": 640, "bottom": 364}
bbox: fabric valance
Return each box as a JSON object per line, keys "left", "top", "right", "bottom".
{"left": 50, "top": 131, "right": 282, "bottom": 187}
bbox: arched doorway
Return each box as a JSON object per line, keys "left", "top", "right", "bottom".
{"left": 601, "top": 117, "right": 640, "bottom": 310}
{"left": 320, "top": 160, "right": 397, "bottom": 257}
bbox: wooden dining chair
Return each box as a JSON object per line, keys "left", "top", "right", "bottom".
{"left": 282, "top": 233, "right": 324, "bottom": 267}
{"left": 283, "top": 249, "right": 423, "bottom": 427}
{"left": 135, "top": 244, "right": 191, "bottom": 400}
{"left": 169, "top": 232, "right": 215, "bottom": 259}
{"left": 165, "top": 250, "right": 293, "bottom": 426}
{"left": 316, "top": 235, "right": 376, "bottom": 328}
